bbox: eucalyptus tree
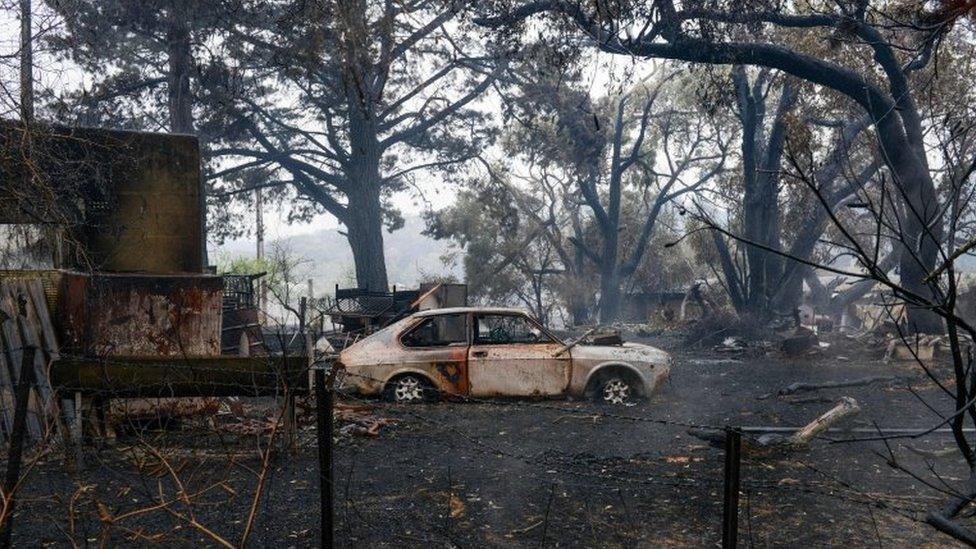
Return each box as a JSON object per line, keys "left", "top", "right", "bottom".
{"left": 425, "top": 179, "right": 566, "bottom": 325}
{"left": 703, "top": 67, "right": 880, "bottom": 317}
{"left": 214, "top": 0, "right": 500, "bottom": 291}
{"left": 499, "top": 65, "right": 727, "bottom": 322}
{"left": 478, "top": 0, "right": 967, "bottom": 332}
{"left": 46, "top": 0, "right": 240, "bottom": 135}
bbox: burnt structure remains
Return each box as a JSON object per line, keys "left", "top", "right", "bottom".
{"left": 0, "top": 122, "right": 299, "bottom": 441}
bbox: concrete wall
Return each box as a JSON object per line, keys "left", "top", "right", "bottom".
{"left": 0, "top": 122, "right": 204, "bottom": 273}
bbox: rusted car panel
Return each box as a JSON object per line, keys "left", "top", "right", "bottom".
{"left": 339, "top": 307, "right": 671, "bottom": 402}
{"left": 57, "top": 271, "right": 223, "bottom": 357}
{"left": 339, "top": 316, "right": 471, "bottom": 395}
{"left": 467, "top": 343, "right": 571, "bottom": 396}
{"left": 567, "top": 342, "right": 671, "bottom": 396}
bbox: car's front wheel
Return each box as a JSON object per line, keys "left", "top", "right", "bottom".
{"left": 383, "top": 374, "right": 433, "bottom": 403}
{"left": 589, "top": 370, "right": 642, "bottom": 406}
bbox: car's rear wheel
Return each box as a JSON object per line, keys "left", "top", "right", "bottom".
{"left": 589, "top": 369, "right": 642, "bottom": 406}
{"left": 384, "top": 374, "right": 434, "bottom": 403}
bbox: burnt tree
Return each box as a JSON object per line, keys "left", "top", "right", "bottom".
{"left": 504, "top": 69, "right": 726, "bottom": 322}
{"left": 479, "top": 0, "right": 954, "bottom": 331}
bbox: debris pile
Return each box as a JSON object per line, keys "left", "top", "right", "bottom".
{"left": 335, "top": 402, "right": 397, "bottom": 437}
{"left": 582, "top": 329, "right": 624, "bottom": 346}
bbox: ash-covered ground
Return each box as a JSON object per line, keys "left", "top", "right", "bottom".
{"left": 7, "top": 330, "right": 967, "bottom": 547}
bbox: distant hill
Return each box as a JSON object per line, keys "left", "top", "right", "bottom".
{"left": 213, "top": 215, "right": 461, "bottom": 294}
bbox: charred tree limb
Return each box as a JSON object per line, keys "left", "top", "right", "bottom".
{"left": 779, "top": 376, "right": 907, "bottom": 396}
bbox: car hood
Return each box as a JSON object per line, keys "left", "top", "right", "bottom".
{"left": 570, "top": 342, "right": 670, "bottom": 365}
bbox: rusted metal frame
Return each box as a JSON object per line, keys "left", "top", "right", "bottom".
{"left": 314, "top": 367, "right": 334, "bottom": 549}
{"left": 58, "top": 272, "right": 224, "bottom": 358}
{"left": 722, "top": 427, "right": 742, "bottom": 549}
{"left": 394, "top": 314, "right": 471, "bottom": 396}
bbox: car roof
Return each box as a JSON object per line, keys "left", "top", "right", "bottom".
{"left": 413, "top": 306, "right": 529, "bottom": 318}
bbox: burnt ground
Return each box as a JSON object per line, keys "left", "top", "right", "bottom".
{"left": 6, "top": 330, "right": 974, "bottom": 547}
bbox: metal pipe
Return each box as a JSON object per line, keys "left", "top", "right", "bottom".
{"left": 722, "top": 427, "right": 742, "bottom": 549}
{"left": 315, "top": 368, "right": 334, "bottom": 549}
{"left": 739, "top": 427, "right": 976, "bottom": 434}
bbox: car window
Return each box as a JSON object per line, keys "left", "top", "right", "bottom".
{"left": 401, "top": 314, "right": 468, "bottom": 348}
{"left": 473, "top": 314, "right": 550, "bottom": 344}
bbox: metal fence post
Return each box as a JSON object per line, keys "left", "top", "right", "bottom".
{"left": 0, "top": 346, "right": 36, "bottom": 549}
{"left": 314, "top": 368, "right": 334, "bottom": 549}
{"left": 722, "top": 427, "right": 742, "bottom": 549}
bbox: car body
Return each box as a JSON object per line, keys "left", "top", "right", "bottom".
{"left": 337, "top": 307, "right": 671, "bottom": 404}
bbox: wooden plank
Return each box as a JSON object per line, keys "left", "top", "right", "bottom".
{"left": 0, "top": 283, "right": 21, "bottom": 438}
{"left": 0, "top": 283, "right": 42, "bottom": 439}
{"left": 52, "top": 355, "right": 309, "bottom": 397}
{"left": 27, "top": 279, "right": 59, "bottom": 360}
{"left": 13, "top": 281, "right": 58, "bottom": 440}
{"left": 16, "top": 281, "right": 55, "bottom": 406}
{"left": 0, "top": 284, "right": 24, "bottom": 381}
{"left": 0, "top": 284, "right": 17, "bottom": 438}
{"left": 0, "top": 339, "right": 15, "bottom": 437}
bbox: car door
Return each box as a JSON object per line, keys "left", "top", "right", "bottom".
{"left": 398, "top": 313, "right": 470, "bottom": 395}
{"left": 467, "top": 312, "right": 571, "bottom": 397}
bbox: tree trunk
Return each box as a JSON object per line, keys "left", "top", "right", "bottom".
{"left": 568, "top": 299, "right": 590, "bottom": 326}
{"left": 166, "top": 19, "right": 193, "bottom": 133}
{"left": 742, "top": 201, "right": 766, "bottom": 312}
{"left": 345, "top": 184, "right": 389, "bottom": 291}
{"left": 599, "top": 263, "right": 622, "bottom": 324}
{"left": 19, "top": 0, "right": 32, "bottom": 124}
{"left": 711, "top": 230, "right": 745, "bottom": 311}
{"left": 734, "top": 67, "right": 770, "bottom": 315}
{"left": 872, "top": 103, "right": 943, "bottom": 333}
{"left": 597, "top": 218, "right": 621, "bottom": 323}
{"left": 339, "top": 41, "right": 391, "bottom": 292}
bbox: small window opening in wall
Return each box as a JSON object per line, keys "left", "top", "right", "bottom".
{"left": 0, "top": 224, "right": 58, "bottom": 270}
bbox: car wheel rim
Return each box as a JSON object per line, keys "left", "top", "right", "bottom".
{"left": 602, "top": 378, "right": 630, "bottom": 404}
{"left": 394, "top": 376, "right": 424, "bottom": 402}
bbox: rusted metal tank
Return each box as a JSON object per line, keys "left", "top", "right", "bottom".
{"left": 57, "top": 271, "right": 223, "bottom": 357}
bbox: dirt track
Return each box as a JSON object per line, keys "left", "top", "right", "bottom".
{"left": 8, "top": 331, "right": 970, "bottom": 547}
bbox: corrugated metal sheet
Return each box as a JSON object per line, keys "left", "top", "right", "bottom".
{"left": 57, "top": 271, "right": 222, "bottom": 357}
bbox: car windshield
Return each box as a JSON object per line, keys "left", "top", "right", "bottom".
{"left": 473, "top": 313, "right": 556, "bottom": 344}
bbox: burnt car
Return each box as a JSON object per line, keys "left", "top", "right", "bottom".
{"left": 337, "top": 307, "right": 670, "bottom": 405}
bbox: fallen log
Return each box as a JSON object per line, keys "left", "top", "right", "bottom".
{"left": 779, "top": 375, "right": 905, "bottom": 396}
{"left": 927, "top": 511, "right": 976, "bottom": 546}
{"left": 788, "top": 396, "right": 860, "bottom": 446}
{"left": 688, "top": 397, "right": 861, "bottom": 450}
